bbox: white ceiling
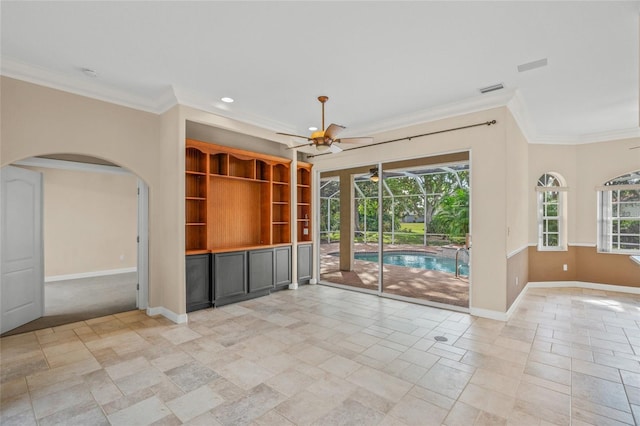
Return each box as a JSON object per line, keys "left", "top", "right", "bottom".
{"left": 2, "top": 1, "right": 639, "bottom": 145}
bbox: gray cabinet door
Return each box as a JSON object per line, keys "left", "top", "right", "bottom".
{"left": 186, "top": 254, "right": 211, "bottom": 312}
{"left": 249, "top": 249, "right": 274, "bottom": 292}
{"left": 274, "top": 246, "right": 291, "bottom": 287}
{"left": 214, "top": 251, "right": 247, "bottom": 300}
{"left": 297, "top": 244, "right": 312, "bottom": 284}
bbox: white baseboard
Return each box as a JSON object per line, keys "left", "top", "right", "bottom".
{"left": 288, "top": 282, "right": 299, "bottom": 290}
{"left": 505, "top": 283, "right": 531, "bottom": 320}
{"left": 469, "top": 307, "right": 508, "bottom": 321}
{"left": 45, "top": 267, "right": 137, "bottom": 282}
{"left": 527, "top": 280, "right": 640, "bottom": 295}
{"left": 147, "top": 306, "right": 188, "bottom": 324}
{"left": 469, "top": 279, "right": 640, "bottom": 322}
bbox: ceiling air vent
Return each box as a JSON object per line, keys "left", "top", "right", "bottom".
{"left": 479, "top": 83, "right": 504, "bottom": 94}
{"left": 517, "top": 58, "right": 548, "bottom": 73}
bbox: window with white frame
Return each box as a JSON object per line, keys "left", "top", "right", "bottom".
{"left": 537, "top": 173, "right": 567, "bottom": 250}
{"left": 598, "top": 171, "right": 640, "bottom": 254}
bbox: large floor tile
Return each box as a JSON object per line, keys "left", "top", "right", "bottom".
{"left": 2, "top": 285, "right": 640, "bottom": 425}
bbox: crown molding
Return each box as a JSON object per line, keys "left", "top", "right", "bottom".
{"left": 507, "top": 89, "right": 640, "bottom": 145}
{"left": 345, "top": 89, "right": 517, "bottom": 138}
{"left": 531, "top": 127, "right": 640, "bottom": 145}
{"left": 173, "top": 87, "right": 298, "bottom": 136}
{"left": 3, "top": 57, "right": 637, "bottom": 145}
{"left": 1, "top": 57, "right": 176, "bottom": 114}
{"left": 506, "top": 89, "right": 536, "bottom": 142}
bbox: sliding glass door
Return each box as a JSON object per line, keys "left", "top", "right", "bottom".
{"left": 319, "top": 167, "right": 379, "bottom": 292}
{"left": 318, "top": 154, "right": 470, "bottom": 309}
{"left": 380, "top": 163, "right": 470, "bottom": 308}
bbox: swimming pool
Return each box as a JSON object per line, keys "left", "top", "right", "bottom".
{"left": 353, "top": 251, "right": 469, "bottom": 276}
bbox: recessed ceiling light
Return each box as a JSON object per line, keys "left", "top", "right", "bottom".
{"left": 81, "top": 68, "right": 97, "bottom": 78}
{"left": 308, "top": 126, "right": 318, "bottom": 131}
{"left": 221, "top": 97, "right": 234, "bottom": 103}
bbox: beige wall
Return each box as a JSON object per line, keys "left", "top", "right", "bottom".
{"left": 21, "top": 166, "right": 137, "bottom": 277}
{"left": 507, "top": 248, "right": 529, "bottom": 308}
{"left": 528, "top": 137, "right": 640, "bottom": 287}
{"left": 575, "top": 138, "right": 640, "bottom": 244}
{"left": 528, "top": 144, "right": 578, "bottom": 244}
{"left": 528, "top": 246, "right": 639, "bottom": 287}
{"left": 505, "top": 109, "right": 530, "bottom": 308}
{"left": 4, "top": 75, "right": 636, "bottom": 318}
{"left": 311, "top": 107, "right": 509, "bottom": 313}
{"left": 0, "top": 77, "right": 177, "bottom": 310}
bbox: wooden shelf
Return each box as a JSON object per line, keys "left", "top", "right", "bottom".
{"left": 185, "top": 147, "right": 209, "bottom": 251}
{"left": 186, "top": 147, "right": 207, "bottom": 173}
{"left": 209, "top": 153, "right": 228, "bottom": 175}
{"left": 297, "top": 162, "right": 312, "bottom": 243}
{"left": 186, "top": 139, "right": 295, "bottom": 251}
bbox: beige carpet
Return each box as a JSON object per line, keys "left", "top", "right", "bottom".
{"left": 2, "top": 272, "right": 137, "bottom": 336}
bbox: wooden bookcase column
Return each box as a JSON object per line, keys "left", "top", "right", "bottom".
{"left": 185, "top": 139, "right": 313, "bottom": 311}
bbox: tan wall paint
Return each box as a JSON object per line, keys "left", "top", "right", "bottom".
{"left": 574, "top": 138, "right": 640, "bottom": 244}
{"left": 528, "top": 137, "right": 640, "bottom": 288}
{"left": 505, "top": 109, "right": 529, "bottom": 255}
{"left": 505, "top": 110, "right": 529, "bottom": 308}
{"left": 529, "top": 246, "right": 639, "bottom": 286}
{"left": 507, "top": 248, "right": 529, "bottom": 308}
{"left": 528, "top": 246, "right": 577, "bottom": 282}
{"left": 528, "top": 144, "right": 578, "bottom": 244}
{"left": 575, "top": 247, "right": 640, "bottom": 286}
{"left": 21, "top": 166, "right": 137, "bottom": 277}
{"left": 0, "top": 77, "right": 159, "bottom": 184}
{"left": 0, "top": 77, "right": 176, "bottom": 309}
{"left": 5, "top": 75, "right": 635, "bottom": 317}
{"left": 311, "top": 107, "right": 509, "bottom": 313}
{"left": 528, "top": 138, "right": 639, "bottom": 246}
{"left": 148, "top": 105, "right": 184, "bottom": 313}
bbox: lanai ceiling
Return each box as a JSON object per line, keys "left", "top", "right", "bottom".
{"left": 2, "top": 1, "right": 639, "bottom": 146}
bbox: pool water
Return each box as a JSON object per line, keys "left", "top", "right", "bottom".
{"left": 353, "top": 251, "right": 469, "bottom": 276}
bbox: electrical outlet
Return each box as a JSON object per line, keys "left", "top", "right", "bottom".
{"left": 563, "top": 264, "right": 568, "bottom": 271}
{"left": 515, "top": 276, "right": 519, "bottom": 287}
{"left": 120, "top": 254, "right": 125, "bottom": 261}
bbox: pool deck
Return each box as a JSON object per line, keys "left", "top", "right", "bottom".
{"left": 320, "top": 243, "right": 469, "bottom": 308}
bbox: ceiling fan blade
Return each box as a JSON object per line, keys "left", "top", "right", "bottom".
{"left": 324, "top": 123, "right": 346, "bottom": 140}
{"left": 329, "top": 144, "right": 343, "bottom": 154}
{"left": 335, "top": 137, "right": 373, "bottom": 145}
{"left": 276, "top": 132, "right": 312, "bottom": 141}
{"left": 285, "top": 142, "right": 314, "bottom": 150}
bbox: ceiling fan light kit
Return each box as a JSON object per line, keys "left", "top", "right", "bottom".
{"left": 370, "top": 167, "right": 379, "bottom": 182}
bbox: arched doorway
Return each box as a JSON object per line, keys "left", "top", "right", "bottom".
{"left": 1, "top": 154, "right": 149, "bottom": 335}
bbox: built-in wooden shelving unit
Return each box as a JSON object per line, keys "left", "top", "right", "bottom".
{"left": 297, "top": 162, "right": 312, "bottom": 243}
{"left": 185, "top": 139, "right": 296, "bottom": 254}
{"left": 185, "top": 139, "right": 314, "bottom": 311}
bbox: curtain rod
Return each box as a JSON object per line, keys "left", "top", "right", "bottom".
{"left": 307, "top": 119, "right": 497, "bottom": 158}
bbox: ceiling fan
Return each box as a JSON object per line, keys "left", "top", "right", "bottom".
{"left": 277, "top": 96, "right": 373, "bottom": 153}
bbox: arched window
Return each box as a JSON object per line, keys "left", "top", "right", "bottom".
{"left": 598, "top": 171, "right": 640, "bottom": 253}
{"left": 537, "top": 173, "right": 567, "bottom": 250}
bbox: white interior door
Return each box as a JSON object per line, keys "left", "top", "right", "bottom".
{"left": 1, "top": 165, "right": 44, "bottom": 333}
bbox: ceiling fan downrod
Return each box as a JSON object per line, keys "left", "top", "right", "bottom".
{"left": 318, "top": 96, "right": 328, "bottom": 131}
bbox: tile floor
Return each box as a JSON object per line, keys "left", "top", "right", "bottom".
{"left": 2, "top": 285, "right": 640, "bottom": 425}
